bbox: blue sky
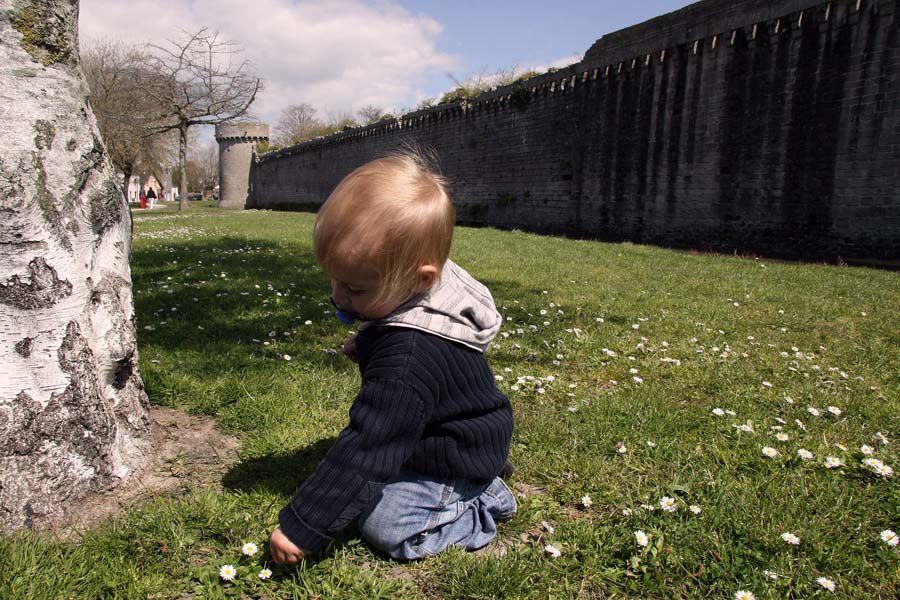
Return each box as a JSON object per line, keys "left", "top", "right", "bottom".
{"left": 402, "top": 0, "right": 693, "bottom": 97}
{"left": 80, "top": 0, "right": 694, "bottom": 140}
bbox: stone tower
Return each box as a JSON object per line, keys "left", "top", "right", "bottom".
{"left": 215, "top": 123, "right": 269, "bottom": 209}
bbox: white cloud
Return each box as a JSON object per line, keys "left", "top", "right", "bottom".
{"left": 79, "top": 0, "right": 459, "bottom": 129}
{"left": 530, "top": 53, "right": 584, "bottom": 73}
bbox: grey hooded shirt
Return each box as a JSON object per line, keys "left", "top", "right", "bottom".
{"left": 358, "top": 259, "right": 502, "bottom": 353}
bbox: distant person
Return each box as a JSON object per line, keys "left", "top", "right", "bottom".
{"left": 139, "top": 189, "right": 146, "bottom": 209}
{"left": 146, "top": 187, "right": 157, "bottom": 209}
{"left": 269, "top": 151, "right": 515, "bottom": 563}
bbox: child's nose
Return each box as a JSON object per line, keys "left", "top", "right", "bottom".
{"left": 331, "top": 281, "right": 348, "bottom": 306}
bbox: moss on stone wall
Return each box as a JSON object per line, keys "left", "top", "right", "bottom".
{"left": 11, "top": 2, "right": 76, "bottom": 67}
{"left": 33, "top": 120, "right": 55, "bottom": 150}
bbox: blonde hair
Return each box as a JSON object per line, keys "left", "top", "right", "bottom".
{"left": 313, "top": 150, "right": 455, "bottom": 305}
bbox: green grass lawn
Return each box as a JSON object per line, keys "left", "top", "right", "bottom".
{"left": 2, "top": 206, "right": 898, "bottom": 599}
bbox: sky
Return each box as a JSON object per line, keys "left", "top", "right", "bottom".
{"left": 78, "top": 0, "right": 693, "bottom": 142}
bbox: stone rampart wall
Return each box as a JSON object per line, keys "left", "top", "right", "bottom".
{"left": 249, "top": 0, "right": 900, "bottom": 259}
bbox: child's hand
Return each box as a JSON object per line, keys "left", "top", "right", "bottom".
{"left": 341, "top": 334, "right": 358, "bottom": 362}
{"left": 269, "top": 527, "right": 306, "bottom": 564}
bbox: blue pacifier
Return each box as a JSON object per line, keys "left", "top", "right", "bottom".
{"left": 329, "top": 297, "right": 358, "bottom": 325}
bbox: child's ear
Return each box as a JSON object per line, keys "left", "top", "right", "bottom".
{"left": 416, "top": 264, "right": 439, "bottom": 293}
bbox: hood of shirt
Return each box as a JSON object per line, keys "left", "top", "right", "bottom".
{"left": 359, "top": 259, "right": 502, "bottom": 353}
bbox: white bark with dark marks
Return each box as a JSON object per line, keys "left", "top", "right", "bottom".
{"left": 0, "top": 0, "right": 151, "bottom": 531}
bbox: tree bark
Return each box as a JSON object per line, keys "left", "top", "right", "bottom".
{"left": 178, "top": 122, "right": 188, "bottom": 211}
{"left": 0, "top": 0, "right": 151, "bottom": 531}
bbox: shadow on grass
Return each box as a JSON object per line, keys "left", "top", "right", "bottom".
{"left": 132, "top": 235, "right": 564, "bottom": 414}
{"left": 132, "top": 236, "right": 549, "bottom": 363}
{"left": 222, "top": 437, "right": 337, "bottom": 496}
{"left": 223, "top": 436, "right": 373, "bottom": 565}
{"left": 133, "top": 237, "right": 353, "bottom": 409}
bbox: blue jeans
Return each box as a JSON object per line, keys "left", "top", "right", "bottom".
{"left": 357, "top": 470, "right": 517, "bottom": 560}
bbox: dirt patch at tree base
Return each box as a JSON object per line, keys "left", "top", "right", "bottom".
{"left": 45, "top": 406, "right": 240, "bottom": 539}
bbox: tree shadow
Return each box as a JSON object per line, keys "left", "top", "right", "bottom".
{"left": 222, "top": 436, "right": 337, "bottom": 496}
{"left": 131, "top": 236, "right": 552, "bottom": 375}
{"left": 131, "top": 236, "right": 363, "bottom": 410}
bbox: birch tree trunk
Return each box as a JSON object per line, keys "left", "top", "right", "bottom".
{"left": 178, "top": 122, "right": 188, "bottom": 211}
{"left": 0, "top": 0, "right": 151, "bottom": 531}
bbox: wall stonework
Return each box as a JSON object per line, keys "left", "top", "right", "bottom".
{"left": 249, "top": 0, "right": 899, "bottom": 260}
{"left": 216, "top": 123, "right": 268, "bottom": 209}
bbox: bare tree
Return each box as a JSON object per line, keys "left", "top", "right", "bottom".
{"left": 273, "top": 102, "right": 323, "bottom": 146}
{"left": 187, "top": 142, "right": 218, "bottom": 195}
{"left": 1, "top": 0, "right": 151, "bottom": 530}
{"left": 328, "top": 108, "right": 358, "bottom": 131}
{"left": 81, "top": 39, "right": 176, "bottom": 187}
{"left": 357, "top": 104, "right": 388, "bottom": 125}
{"left": 135, "top": 28, "right": 262, "bottom": 210}
{"left": 273, "top": 104, "right": 364, "bottom": 145}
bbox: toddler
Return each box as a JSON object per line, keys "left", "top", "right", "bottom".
{"left": 269, "top": 151, "right": 516, "bottom": 562}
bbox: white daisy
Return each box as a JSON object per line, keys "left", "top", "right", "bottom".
{"left": 734, "top": 591, "right": 756, "bottom": 600}
{"left": 816, "top": 576, "right": 836, "bottom": 592}
{"left": 219, "top": 564, "right": 237, "bottom": 581}
{"left": 544, "top": 544, "right": 561, "bottom": 558}
{"left": 622, "top": 507, "right": 633, "bottom": 516}
{"left": 863, "top": 457, "right": 883, "bottom": 470}
{"left": 797, "top": 449, "right": 814, "bottom": 460}
{"left": 540, "top": 520, "right": 555, "bottom": 534}
{"left": 634, "top": 530, "right": 650, "bottom": 547}
{"left": 763, "top": 570, "right": 779, "bottom": 580}
{"left": 616, "top": 442, "right": 628, "bottom": 454}
{"left": 581, "top": 494, "right": 593, "bottom": 508}
{"left": 827, "top": 406, "right": 842, "bottom": 416}
{"left": 762, "top": 381, "right": 773, "bottom": 388}
{"left": 824, "top": 456, "right": 843, "bottom": 469}
{"left": 660, "top": 496, "right": 677, "bottom": 512}
{"left": 762, "top": 447, "right": 779, "bottom": 458}
{"left": 775, "top": 433, "right": 789, "bottom": 442}
{"left": 873, "top": 431, "right": 889, "bottom": 445}
{"left": 242, "top": 542, "right": 258, "bottom": 556}
{"left": 880, "top": 529, "right": 898, "bottom": 547}
{"left": 807, "top": 406, "right": 821, "bottom": 417}
{"left": 689, "top": 504, "right": 702, "bottom": 515}
{"left": 860, "top": 444, "right": 875, "bottom": 456}
{"left": 780, "top": 532, "right": 801, "bottom": 545}
{"left": 712, "top": 408, "right": 726, "bottom": 416}
{"left": 258, "top": 568, "right": 273, "bottom": 580}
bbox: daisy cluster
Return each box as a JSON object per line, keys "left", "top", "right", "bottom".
{"left": 133, "top": 226, "right": 206, "bottom": 241}
{"left": 217, "top": 541, "right": 273, "bottom": 585}
{"left": 494, "top": 293, "right": 895, "bottom": 598}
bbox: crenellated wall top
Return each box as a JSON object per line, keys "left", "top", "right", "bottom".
{"left": 215, "top": 123, "right": 270, "bottom": 142}
{"left": 584, "top": 0, "right": 833, "bottom": 65}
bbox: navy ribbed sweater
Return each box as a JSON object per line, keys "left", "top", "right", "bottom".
{"left": 278, "top": 325, "right": 513, "bottom": 551}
